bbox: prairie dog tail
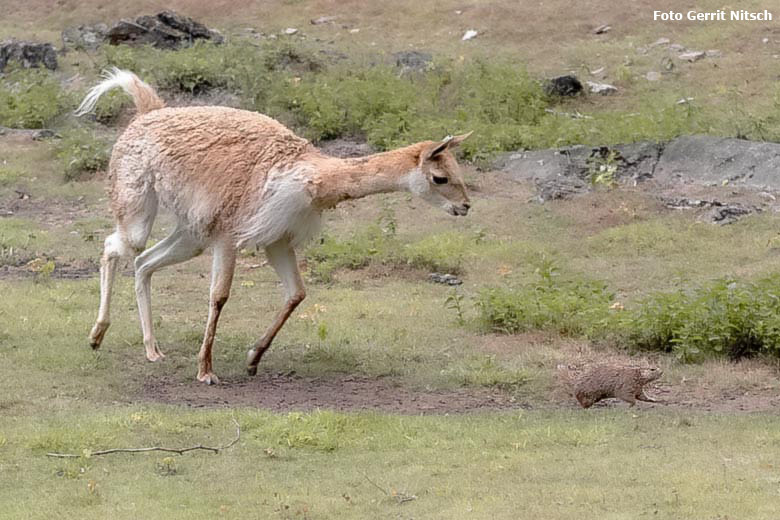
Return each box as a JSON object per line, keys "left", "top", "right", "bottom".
{"left": 75, "top": 67, "right": 165, "bottom": 117}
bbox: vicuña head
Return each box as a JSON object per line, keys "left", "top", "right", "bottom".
{"left": 410, "top": 133, "right": 473, "bottom": 216}
{"left": 79, "top": 68, "right": 473, "bottom": 384}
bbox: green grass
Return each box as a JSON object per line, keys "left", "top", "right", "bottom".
{"left": 2, "top": 407, "right": 780, "bottom": 519}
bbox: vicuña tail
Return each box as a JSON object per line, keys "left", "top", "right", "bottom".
{"left": 75, "top": 67, "right": 165, "bottom": 117}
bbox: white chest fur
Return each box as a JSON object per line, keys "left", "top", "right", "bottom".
{"left": 237, "top": 165, "right": 322, "bottom": 248}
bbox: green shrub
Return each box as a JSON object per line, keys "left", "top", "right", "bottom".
{"left": 56, "top": 128, "right": 111, "bottom": 180}
{"left": 613, "top": 277, "right": 780, "bottom": 362}
{"left": 93, "top": 89, "right": 131, "bottom": 124}
{"left": 0, "top": 68, "right": 68, "bottom": 129}
{"left": 476, "top": 277, "right": 614, "bottom": 336}
{"left": 477, "top": 269, "right": 780, "bottom": 362}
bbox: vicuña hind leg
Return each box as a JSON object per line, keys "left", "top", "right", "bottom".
{"left": 134, "top": 227, "right": 203, "bottom": 362}
{"left": 246, "top": 240, "right": 306, "bottom": 375}
{"left": 89, "top": 231, "right": 133, "bottom": 349}
{"left": 90, "top": 187, "right": 157, "bottom": 351}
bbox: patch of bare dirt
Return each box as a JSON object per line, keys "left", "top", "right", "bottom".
{"left": 0, "top": 258, "right": 99, "bottom": 279}
{"left": 141, "top": 372, "right": 525, "bottom": 414}
{"left": 0, "top": 192, "right": 96, "bottom": 228}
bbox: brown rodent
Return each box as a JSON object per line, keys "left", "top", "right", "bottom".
{"left": 574, "top": 365, "right": 662, "bottom": 408}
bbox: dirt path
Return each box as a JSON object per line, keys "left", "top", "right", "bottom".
{"left": 141, "top": 372, "right": 524, "bottom": 414}
{"left": 139, "top": 370, "right": 780, "bottom": 414}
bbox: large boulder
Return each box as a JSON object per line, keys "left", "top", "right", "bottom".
{"left": 543, "top": 75, "right": 583, "bottom": 97}
{"left": 653, "top": 135, "right": 780, "bottom": 190}
{"left": 0, "top": 40, "right": 58, "bottom": 71}
{"left": 61, "top": 24, "right": 108, "bottom": 51}
{"left": 105, "top": 11, "right": 223, "bottom": 49}
{"left": 494, "top": 141, "right": 661, "bottom": 200}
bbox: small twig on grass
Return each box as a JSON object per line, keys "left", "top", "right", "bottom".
{"left": 360, "top": 471, "right": 417, "bottom": 504}
{"left": 46, "top": 415, "right": 240, "bottom": 458}
{"left": 544, "top": 108, "right": 593, "bottom": 119}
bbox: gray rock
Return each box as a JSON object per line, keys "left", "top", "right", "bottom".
{"left": 62, "top": 24, "right": 108, "bottom": 50}
{"left": 653, "top": 135, "right": 780, "bottom": 190}
{"left": 31, "top": 129, "right": 59, "bottom": 140}
{"left": 429, "top": 273, "right": 462, "bottom": 286}
{"left": 311, "top": 16, "right": 338, "bottom": 25}
{"left": 544, "top": 75, "right": 583, "bottom": 97}
{"left": 106, "top": 11, "right": 222, "bottom": 49}
{"left": 494, "top": 141, "right": 661, "bottom": 201}
{"left": 709, "top": 205, "right": 755, "bottom": 225}
{"left": 593, "top": 24, "right": 611, "bottom": 34}
{"left": 669, "top": 43, "right": 686, "bottom": 52}
{"left": 318, "top": 139, "right": 374, "bottom": 158}
{"left": 586, "top": 81, "right": 618, "bottom": 95}
{"left": 649, "top": 37, "right": 670, "bottom": 47}
{"left": 393, "top": 50, "right": 433, "bottom": 72}
{"left": 0, "top": 40, "right": 58, "bottom": 71}
{"left": 645, "top": 71, "right": 661, "bottom": 81}
{"left": 678, "top": 51, "right": 705, "bottom": 62}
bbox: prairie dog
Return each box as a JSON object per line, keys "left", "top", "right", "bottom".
{"left": 574, "top": 365, "right": 662, "bottom": 408}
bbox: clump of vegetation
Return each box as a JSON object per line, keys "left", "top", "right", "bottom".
{"left": 305, "top": 223, "right": 467, "bottom": 283}
{"left": 95, "top": 40, "right": 780, "bottom": 159}
{"left": 476, "top": 263, "right": 780, "bottom": 363}
{"left": 612, "top": 276, "right": 780, "bottom": 362}
{"left": 0, "top": 68, "right": 68, "bottom": 128}
{"left": 56, "top": 128, "right": 111, "bottom": 180}
{"left": 275, "top": 60, "right": 548, "bottom": 160}
{"left": 476, "top": 267, "right": 614, "bottom": 336}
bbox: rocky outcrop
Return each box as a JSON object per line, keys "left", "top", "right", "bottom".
{"left": 61, "top": 24, "right": 108, "bottom": 50}
{"left": 494, "top": 135, "right": 780, "bottom": 223}
{"left": 104, "top": 11, "right": 223, "bottom": 49}
{"left": 543, "top": 75, "right": 583, "bottom": 97}
{"left": 0, "top": 40, "right": 58, "bottom": 71}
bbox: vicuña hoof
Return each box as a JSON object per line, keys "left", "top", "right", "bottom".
{"left": 88, "top": 322, "right": 109, "bottom": 350}
{"left": 145, "top": 342, "right": 166, "bottom": 362}
{"left": 197, "top": 372, "right": 220, "bottom": 385}
{"left": 246, "top": 348, "right": 259, "bottom": 376}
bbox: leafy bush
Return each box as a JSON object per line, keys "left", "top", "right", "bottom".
{"left": 0, "top": 68, "right": 68, "bottom": 128}
{"left": 56, "top": 128, "right": 111, "bottom": 180}
{"left": 476, "top": 276, "right": 614, "bottom": 336}
{"left": 612, "top": 277, "right": 780, "bottom": 362}
{"left": 477, "top": 268, "right": 780, "bottom": 362}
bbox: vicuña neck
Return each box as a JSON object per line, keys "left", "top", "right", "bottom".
{"left": 305, "top": 143, "right": 426, "bottom": 209}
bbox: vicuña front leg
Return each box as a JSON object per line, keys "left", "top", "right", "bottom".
{"left": 196, "top": 241, "right": 236, "bottom": 385}
{"left": 134, "top": 227, "right": 203, "bottom": 362}
{"left": 247, "top": 240, "right": 306, "bottom": 375}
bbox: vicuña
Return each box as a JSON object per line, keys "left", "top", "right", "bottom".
{"left": 78, "top": 68, "right": 472, "bottom": 384}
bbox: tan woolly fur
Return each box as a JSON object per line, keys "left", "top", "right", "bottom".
{"left": 81, "top": 69, "right": 472, "bottom": 384}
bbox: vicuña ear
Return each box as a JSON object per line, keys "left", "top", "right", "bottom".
{"left": 424, "top": 137, "right": 452, "bottom": 160}
{"left": 448, "top": 131, "right": 473, "bottom": 148}
{"left": 424, "top": 131, "right": 474, "bottom": 160}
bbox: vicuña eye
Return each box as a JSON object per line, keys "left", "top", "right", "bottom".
{"left": 432, "top": 175, "right": 448, "bottom": 185}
